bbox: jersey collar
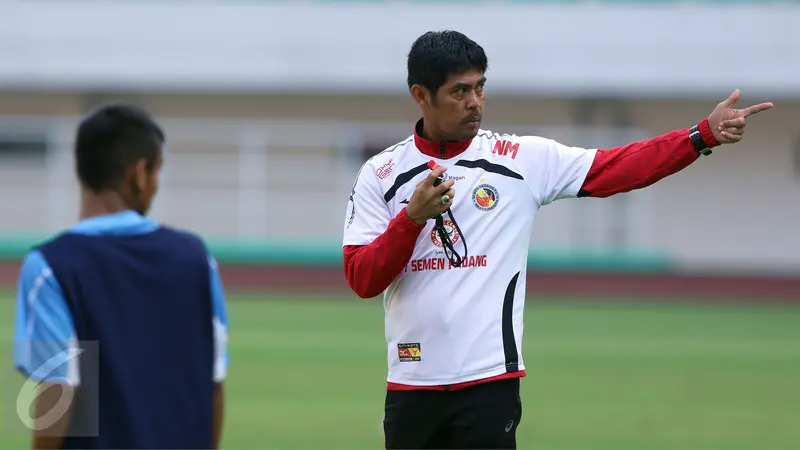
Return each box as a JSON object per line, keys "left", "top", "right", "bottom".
{"left": 69, "top": 210, "right": 159, "bottom": 236}
{"left": 413, "top": 118, "right": 473, "bottom": 159}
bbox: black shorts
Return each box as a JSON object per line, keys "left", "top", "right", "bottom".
{"left": 383, "top": 377, "right": 522, "bottom": 450}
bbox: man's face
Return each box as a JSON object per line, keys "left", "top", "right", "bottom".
{"left": 419, "top": 69, "right": 486, "bottom": 142}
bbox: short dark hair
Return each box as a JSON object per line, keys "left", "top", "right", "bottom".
{"left": 75, "top": 104, "right": 164, "bottom": 192}
{"left": 407, "top": 30, "right": 488, "bottom": 95}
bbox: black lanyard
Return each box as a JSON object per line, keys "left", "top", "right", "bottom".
{"left": 429, "top": 157, "right": 467, "bottom": 267}
{"left": 433, "top": 204, "right": 468, "bottom": 268}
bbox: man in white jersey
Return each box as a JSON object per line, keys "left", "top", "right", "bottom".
{"left": 342, "top": 30, "right": 773, "bottom": 450}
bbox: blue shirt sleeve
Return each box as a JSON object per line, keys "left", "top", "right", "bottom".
{"left": 13, "top": 250, "right": 80, "bottom": 385}
{"left": 208, "top": 255, "right": 229, "bottom": 382}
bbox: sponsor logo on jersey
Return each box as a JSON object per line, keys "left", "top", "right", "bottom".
{"left": 442, "top": 173, "right": 466, "bottom": 181}
{"left": 376, "top": 159, "right": 395, "bottom": 179}
{"left": 398, "top": 343, "right": 421, "bottom": 362}
{"left": 430, "top": 219, "right": 460, "bottom": 248}
{"left": 472, "top": 178, "right": 499, "bottom": 211}
{"left": 406, "top": 255, "right": 488, "bottom": 272}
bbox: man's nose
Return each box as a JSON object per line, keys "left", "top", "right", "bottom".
{"left": 464, "top": 91, "right": 481, "bottom": 109}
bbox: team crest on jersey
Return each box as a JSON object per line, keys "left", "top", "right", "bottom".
{"left": 472, "top": 178, "right": 499, "bottom": 211}
{"left": 430, "top": 219, "right": 460, "bottom": 247}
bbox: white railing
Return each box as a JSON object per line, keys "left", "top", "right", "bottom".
{"left": 0, "top": 115, "right": 653, "bottom": 251}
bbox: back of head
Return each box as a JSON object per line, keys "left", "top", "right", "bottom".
{"left": 407, "top": 30, "right": 488, "bottom": 99}
{"left": 75, "top": 104, "right": 165, "bottom": 215}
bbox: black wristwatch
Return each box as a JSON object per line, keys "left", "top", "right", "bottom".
{"left": 689, "top": 124, "right": 713, "bottom": 156}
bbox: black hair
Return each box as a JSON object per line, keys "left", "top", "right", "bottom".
{"left": 407, "top": 30, "right": 488, "bottom": 97}
{"left": 75, "top": 104, "right": 164, "bottom": 192}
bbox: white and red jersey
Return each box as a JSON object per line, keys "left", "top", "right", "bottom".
{"left": 343, "top": 118, "right": 718, "bottom": 390}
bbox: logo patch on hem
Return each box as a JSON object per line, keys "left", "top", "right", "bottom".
{"left": 397, "top": 343, "right": 421, "bottom": 362}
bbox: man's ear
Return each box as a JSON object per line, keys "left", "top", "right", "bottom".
{"left": 410, "top": 84, "right": 430, "bottom": 108}
{"left": 131, "top": 159, "right": 150, "bottom": 193}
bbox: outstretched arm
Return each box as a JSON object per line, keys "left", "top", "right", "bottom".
{"left": 582, "top": 89, "right": 773, "bottom": 198}
{"left": 578, "top": 118, "right": 715, "bottom": 198}
{"left": 512, "top": 90, "right": 773, "bottom": 205}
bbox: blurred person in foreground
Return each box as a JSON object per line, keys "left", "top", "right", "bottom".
{"left": 13, "top": 105, "right": 229, "bottom": 449}
{"left": 342, "top": 30, "right": 773, "bottom": 450}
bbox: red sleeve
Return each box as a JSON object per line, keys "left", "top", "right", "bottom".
{"left": 580, "top": 118, "right": 719, "bottom": 198}
{"left": 343, "top": 208, "right": 424, "bottom": 299}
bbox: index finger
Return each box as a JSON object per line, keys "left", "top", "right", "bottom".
{"left": 425, "top": 166, "right": 448, "bottom": 185}
{"left": 741, "top": 102, "right": 774, "bottom": 117}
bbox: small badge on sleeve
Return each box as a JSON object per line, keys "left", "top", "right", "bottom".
{"left": 397, "top": 343, "right": 421, "bottom": 362}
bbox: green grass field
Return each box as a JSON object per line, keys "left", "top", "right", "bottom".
{"left": 1, "top": 295, "right": 799, "bottom": 449}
